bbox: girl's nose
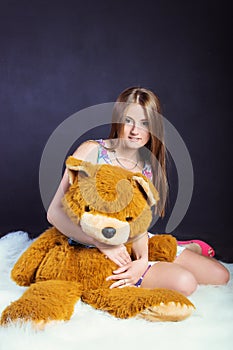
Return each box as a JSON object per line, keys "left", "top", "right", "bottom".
{"left": 130, "top": 123, "right": 139, "bottom": 134}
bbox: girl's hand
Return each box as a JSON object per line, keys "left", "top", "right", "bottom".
{"left": 106, "top": 258, "right": 148, "bottom": 288}
{"left": 96, "top": 243, "right": 132, "bottom": 267}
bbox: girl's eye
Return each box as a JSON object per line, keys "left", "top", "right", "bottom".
{"left": 142, "top": 121, "right": 149, "bottom": 128}
{"left": 124, "top": 117, "right": 133, "bottom": 125}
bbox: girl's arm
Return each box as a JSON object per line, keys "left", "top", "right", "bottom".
{"left": 47, "top": 169, "right": 96, "bottom": 245}
{"left": 106, "top": 233, "right": 149, "bottom": 288}
{"left": 131, "top": 232, "right": 149, "bottom": 262}
{"left": 47, "top": 141, "right": 99, "bottom": 245}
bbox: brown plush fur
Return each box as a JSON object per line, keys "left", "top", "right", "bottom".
{"left": 1, "top": 158, "right": 195, "bottom": 326}
{"left": 64, "top": 157, "right": 160, "bottom": 243}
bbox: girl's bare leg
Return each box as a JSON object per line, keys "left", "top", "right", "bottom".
{"left": 174, "top": 249, "right": 230, "bottom": 285}
{"left": 141, "top": 261, "right": 198, "bottom": 296}
{"left": 141, "top": 249, "right": 230, "bottom": 296}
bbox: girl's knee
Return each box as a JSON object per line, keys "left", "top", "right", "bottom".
{"left": 213, "top": 264, "right": 230, "bottom": 285}
{"left": 176, "top": 272, "right": 197, "bottom": 296}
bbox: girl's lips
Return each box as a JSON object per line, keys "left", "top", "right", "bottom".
{"left": 128, "top": 136, "right": 141, "bottom": 142}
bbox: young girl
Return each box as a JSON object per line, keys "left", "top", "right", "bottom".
{"left": 47, "top": 86, "right": 229, "bottom": 296}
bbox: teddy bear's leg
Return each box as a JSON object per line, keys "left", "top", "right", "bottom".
{"left": 82, "top": 287, "right": 195, "bottom": 322}
{"left": 1, "top": 280, "right": 82, "bottom": 326}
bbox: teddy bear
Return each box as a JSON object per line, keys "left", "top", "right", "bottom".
{"left": 0, "top": 157, "right": 195, "bottom": 327}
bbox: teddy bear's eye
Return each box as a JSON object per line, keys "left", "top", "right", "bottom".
{"left": 85, "top": 205, "right": 91, "bottom": 212}
{"left": 126, "top": 216, "right": 133, "bottom": 222}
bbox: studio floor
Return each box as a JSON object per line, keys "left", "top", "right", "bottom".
{"left": 0, "top": 231, "right": 232, "bottom": 350}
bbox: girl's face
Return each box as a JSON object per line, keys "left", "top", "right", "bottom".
{"left": 121, "top": 103, "right": 150, "bottom": 149}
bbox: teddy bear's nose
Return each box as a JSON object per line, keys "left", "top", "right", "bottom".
{"left": 102, "top": 227, "right": 116, "bottom": 239}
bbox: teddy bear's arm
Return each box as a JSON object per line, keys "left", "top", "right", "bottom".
{"left": 148, "top": 234, "right": 177, "bottom": 262}
{"left": 11, "top": 227, "right": 63, "bottom": 286}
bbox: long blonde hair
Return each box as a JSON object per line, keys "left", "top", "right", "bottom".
{"left": 108, "top": 86, "right": 168, "bottom": 217}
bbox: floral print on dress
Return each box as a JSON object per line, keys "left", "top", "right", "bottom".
{"left": 96, "top": 139, "right": 112, "bottom": 165}
{"left": 142, "top": 163, "right": 153, "bottom": 181}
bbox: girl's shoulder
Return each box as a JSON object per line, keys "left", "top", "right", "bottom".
{"left": 72, "top": 140, "right": 99, "bottom": 163}
{"left": 72, "top": 139, "right": 112, "bottom": 164}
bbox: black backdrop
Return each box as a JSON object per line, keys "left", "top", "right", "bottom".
{"left": 0, "top": 0, "right": 232, "bottom": 261}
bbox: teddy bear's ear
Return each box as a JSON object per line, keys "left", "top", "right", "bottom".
{"left": 65, "top": 156, "right": 96, "bottom": 185}
{"left": 132, "top": 175, "right": 160, "bottom": 207}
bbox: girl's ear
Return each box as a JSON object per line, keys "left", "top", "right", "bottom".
{"left": 132, "top": 175, "right": 160, "bottom": 207}
{"left": 65, "top": 156, "right": 96, "bottom": 185}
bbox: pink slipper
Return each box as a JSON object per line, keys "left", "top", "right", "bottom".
{"left": 177, "top": 240, "right": 215, "bottom": 257}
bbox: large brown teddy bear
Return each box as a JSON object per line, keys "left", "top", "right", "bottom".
{"left": 1, "top": 157, "right": 194, "bottom": 327}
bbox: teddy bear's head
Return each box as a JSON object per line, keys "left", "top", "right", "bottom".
{"left": 63, "top": 157, "right": 159, "bottom": 245}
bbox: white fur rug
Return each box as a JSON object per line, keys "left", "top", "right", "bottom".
{"left": 0, "top": 231, "right": 232, "bottom": 350}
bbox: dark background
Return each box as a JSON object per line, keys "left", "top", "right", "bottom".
{"left": 0, "top": 0, "right": 232, "bottom": 261}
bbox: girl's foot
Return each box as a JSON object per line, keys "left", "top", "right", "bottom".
{"left": 177, "top": 240, "right": 215, "bottom": 258}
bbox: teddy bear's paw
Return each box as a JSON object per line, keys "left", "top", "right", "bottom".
{"left": 137, "top": 301, "right": 194, "bottom": 322}
{"left": 1, "top": 280, "right": 82, "bottom": 326}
